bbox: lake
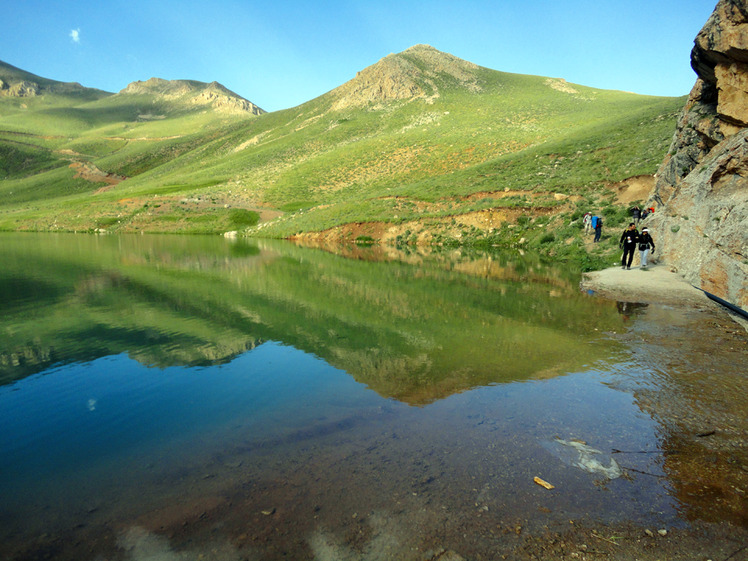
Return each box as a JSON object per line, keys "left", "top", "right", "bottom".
{"left": 1, "top": 233, "right": 746, "bottom": 561}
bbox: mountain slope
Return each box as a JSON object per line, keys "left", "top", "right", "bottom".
{"left": 0, "top": 47, "right": 684, "bottom": 259}
{"left": 0, "top": 61, "right": 266, "bottom": 212}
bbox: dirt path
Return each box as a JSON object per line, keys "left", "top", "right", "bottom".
{"left": 580, "top": 264, "right": 714, "bottom": 309}
{"left": 69, "top": 161, "right": 126, "bottom": 188}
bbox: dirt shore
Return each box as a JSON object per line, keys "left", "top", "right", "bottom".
{"left": 580, "top": 263, "right": 708, "bottom": 305}
{"left": 581, "top": 262, "right": 748, "bottom": 333}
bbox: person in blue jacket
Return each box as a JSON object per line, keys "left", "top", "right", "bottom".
{"left": 619, "top": 223, "right": 639, "bottom": 269}
{"left": 592, "top": 215, "right": 603, "bottom": 242}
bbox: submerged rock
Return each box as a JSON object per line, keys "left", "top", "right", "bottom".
{"left": 542, "top": 438, "right": 623, "bottom": 480}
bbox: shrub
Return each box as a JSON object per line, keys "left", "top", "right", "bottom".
{"left": 517, "top": 215, "right": 531, "bottom": 226}
{"left": 96, "top": 216, "right": 119, "bottom": 228}
{"left": 539, "top": 233, "right": 555, "bottom": 244}
{"left": 229, "top": 209, "right": 260, "bottom": 228}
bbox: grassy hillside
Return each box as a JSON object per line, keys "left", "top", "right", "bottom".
{"left": 0, "top": 46, "right": 685, "bottom": 265}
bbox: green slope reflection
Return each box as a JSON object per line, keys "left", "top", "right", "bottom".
{"left": 0, "top": 234, "right": 623, "bottom": 403}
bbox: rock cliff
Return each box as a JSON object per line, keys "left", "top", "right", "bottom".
{"left": 649, "top": 0, "right": 748, "bottom": 308}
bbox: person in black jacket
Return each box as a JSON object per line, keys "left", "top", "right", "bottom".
{"left": 638, "top": 227, "right": 655, "bottom": 268}
{"left": 619, "top": 223, "right": 639, "bottom": 270}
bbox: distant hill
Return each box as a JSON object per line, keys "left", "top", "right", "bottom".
{"left": 0, "top": 47, "right": 685, "bottom": 267}
{"left": 0, "top": 59, "right": 111, "bottom": 100}
{"left": 119, "top": 77, "right": 265, "bottom": 115}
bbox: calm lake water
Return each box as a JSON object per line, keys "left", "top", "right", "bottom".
{"left": 1, "top": 233, "right": 746, "bottom": 561}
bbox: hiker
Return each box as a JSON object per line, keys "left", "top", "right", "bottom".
{"left": 593, "top": 215, "right": 603, "bottom": 242}
{"left": 638, "top": 227, "right": 655, "bottom": 268}
{"left": 619, "top": 222, "right": 639, "bottom": 269}
{"left": 631, "top": 206, "right": 641, "bottom": 224}
{"left": 640, "top": 208, "right": 649, "bottom": 221}
{"left": 583, "top": 212, "right": 592, "bottom": 234}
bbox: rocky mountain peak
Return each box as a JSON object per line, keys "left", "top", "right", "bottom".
{"left": 329, "top": 45, "right": 481, "bottom": 111}
{"left": 120, "top": 78, "right": 265, "bottom": 115}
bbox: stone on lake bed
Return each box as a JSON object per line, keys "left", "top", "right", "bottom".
{"left": 541, "top": 438, "right": 623, "bottom": 479}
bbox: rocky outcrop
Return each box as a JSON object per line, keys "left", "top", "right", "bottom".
{"left": 120, "top": 78, "right": 265, "bottom": 115}
{"left": 649, "top": 0, "right": 748, "bottom": 308}
{"left": 0, "top": 79, "right": 40, "bottom": 97}
{"left": 194, "top": 82, "right": 264, "bottom": 114}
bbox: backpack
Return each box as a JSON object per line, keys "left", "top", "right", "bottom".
{"left": 591, "top": 216, "right": 599, "bottom": 228}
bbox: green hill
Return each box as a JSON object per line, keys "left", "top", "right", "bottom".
{"left": 0, "top": 45, "right": 684, "bottom": 264}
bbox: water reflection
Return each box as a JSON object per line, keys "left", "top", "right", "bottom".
{"left": 610, "top": 304, "right": 748, "bottom": 526}
{"left": 0, "top": 233, "right": 621, "bottom": 403}
{"left": 615, "top": 301, "right": 649, "bottom": 322}
{"left": 0, "top": 234, "right": 745, "bottom": 561}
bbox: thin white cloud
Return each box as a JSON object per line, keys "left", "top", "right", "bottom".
{"left": 70, "top": 28, "right": 80, "bottom": 43}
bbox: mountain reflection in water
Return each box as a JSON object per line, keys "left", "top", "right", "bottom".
{"left": 0, "top": 233, "right": 620, "bottom": 401}
{"left": 0, "top": 233, "right": 745, "bottom": 561}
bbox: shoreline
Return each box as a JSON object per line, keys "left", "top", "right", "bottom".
{"left": 581, "top": 263, "right": 712, "bottom": 308}
{"left": 580, "top": 263, "right": 748, "bottom": 332}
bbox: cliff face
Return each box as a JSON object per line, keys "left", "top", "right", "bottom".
{"left": 649, "top": 0, "right": 748, "bottom": 308}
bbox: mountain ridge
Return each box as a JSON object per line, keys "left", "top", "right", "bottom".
{"left": 0, "top": 60, "right": 266, "bottom": 116}
{"left": 118, "top": 77, "right": 265, "bottom": 115}
{"left": 0, "top": 59, "right": 110, "bottom": 99}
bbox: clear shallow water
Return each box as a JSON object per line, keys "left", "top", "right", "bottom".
{"left": 0, "top": 234, "right": 745, "bottom": 561}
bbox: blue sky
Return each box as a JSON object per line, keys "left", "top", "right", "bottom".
{"left": 2, "top": 0, "right": 716, "bottom": 112}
